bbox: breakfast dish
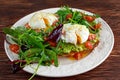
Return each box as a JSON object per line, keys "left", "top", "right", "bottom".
{"left": 4, "top": 6, "right": 114, "bottom": 79}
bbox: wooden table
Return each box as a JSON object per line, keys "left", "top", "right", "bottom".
{"left": 0, "top": 0, "right": 120, "bottom": 80}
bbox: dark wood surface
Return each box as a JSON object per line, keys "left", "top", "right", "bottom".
{"left": 0, "top": 0, "right": 120, "bottom": 80}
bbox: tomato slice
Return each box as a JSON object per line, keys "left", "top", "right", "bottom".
{"left": 9, "top": 44, "right": 19, "bottom": 54}
{"left": 73, "top": 52, "right": 82, "bottom": 60}
{"left": 66, "top": 14, "right": 72, "bottom": 20}
{"left": 84, "top": 15, "right": 95, "bottom": 22}
{"left": 94, "top": 23, "right": 101, "bottom": 29}
{"left": 88, "top": 34, "right": 96, "bottom": 41}
{"left": 85, "top": 41, "right": 93, "bottom": 49}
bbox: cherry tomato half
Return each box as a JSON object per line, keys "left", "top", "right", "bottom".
{"left": 94, "top": 23, "right": 101, "bottom": 29}
{"left": 84, "top": 15, "right": 95, "bottom": 22}
{"left": 88, "top": 34, "right": 96, "bottom": 41}
{"left": 9, "top": 44, "right": 19, "bottom": 54}
{"left": 66, "top": 14, "right": 72, "bottom": 20}
{"left": 85, "top": 41, "right": 93, "bottom": 49}
{"left": 73, "top": 52, "right": 82, "bottom": 60}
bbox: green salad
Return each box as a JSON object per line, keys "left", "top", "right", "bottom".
{"left": 3, "top": 6, "right": 101, "bottom": 80}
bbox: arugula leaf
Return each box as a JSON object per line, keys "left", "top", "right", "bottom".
{"left": 28, "top": 51, "right": 45, "bottom": 80}
{"left": 24, "top": 34, "right": 44, "bottom": 49}
{"left": 3, "top": 27, "right": 20, "bottom": 38}
{"left": 71, "top": 11, "right": 82, "bottom": 23}
{"left": 45, "top": 49, "right": 58, "bottom": 67}
{"left": 81, "top": 20, "right": 92, "bottom": 27}
{"left": 56, "top": 6, "right": 73, "bottom": 23}
{"left": 23, "top": 48, "right": 42, "bottom": 57}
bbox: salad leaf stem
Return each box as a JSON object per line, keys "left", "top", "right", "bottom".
{"left": 28, "top": 50, "right": 45, "bottom": 80}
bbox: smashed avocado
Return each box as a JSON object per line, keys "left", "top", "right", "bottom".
{"left": 57, "top": 40, "right": 86, "bottom": 54}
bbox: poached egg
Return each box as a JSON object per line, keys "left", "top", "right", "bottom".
{"left": 28, "top": 12, "right": 58, "bottom": 29}
{"left": 61, "top": 23, "right": 89, "bottom": 45}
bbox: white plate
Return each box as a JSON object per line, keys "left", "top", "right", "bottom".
{"left": 4, "top": 8, "right": 114, "bottom": 77}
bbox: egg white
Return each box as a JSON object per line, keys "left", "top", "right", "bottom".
{"left": 28, "top": 12, "right": 58, "bottom": 29}
{"left": 61, "top": 23, "right": 89, "bottom": 45}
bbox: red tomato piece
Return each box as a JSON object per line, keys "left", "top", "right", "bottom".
{"left": 9, "top": 44, "right": 19, "bottom": 54}
{"left": 66, "top": 14, "right": 72, "bottom": 20}
{"left": 73, "top": 52, "right": 82, "bottom": 60}
{"left": 88, "top": 34, "right": 96, "bottom": 41}
{"left": 94, "top": 23, "right": 101, "bottom": 29}
{"left": 85, "top": 41, "right": 93, "bottom": 49}
{"left": 84, "top": 15, "right": 95, "bottom": 22}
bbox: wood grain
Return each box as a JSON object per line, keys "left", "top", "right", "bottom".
{"left": 0, "top": 0, "right": 120, "bottom": 80}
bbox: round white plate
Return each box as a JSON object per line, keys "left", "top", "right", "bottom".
{"left": 4, "top": 8, "right": 114, "bottom": 77}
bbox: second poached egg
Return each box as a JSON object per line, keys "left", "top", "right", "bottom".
{"left": 61, "top": 23, "right": 89, "bottom": 45}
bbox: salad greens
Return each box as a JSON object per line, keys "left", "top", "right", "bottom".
{"left": 56, "top": 6, "right": 101, "bottom": 34}
{"left": 3, "top": 27, "right": 58, "bottom": 67}
{"left": 56, "top": 6, "right": 82, "bottom": 24}
{"left": 3, "top": 6, "right": 101, "bottom": 80}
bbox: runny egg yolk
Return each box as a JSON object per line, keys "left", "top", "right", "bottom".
{"left": 61, "top": 23, "right": 90, "bottom": 45}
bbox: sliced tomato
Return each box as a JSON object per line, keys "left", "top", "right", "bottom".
{"left": 94, "top": 23, "right": 101, "bottom": 29}
{"left": 9, "top": 44, "right": 19, "bottom": 54}
{"left": 66, "top": 13, "right": 72, "bottom": 20}
{"left": 73, "top": 52, "right": 82, "bottom": 60}
{"left": 88, "top": 34, "right": 96, "bottom": 41}
{"left": 84, "top": 15, "right": 95, "bottom": 22}
{"left": 85, "top": 41, "right": 93, "bottom": 49}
